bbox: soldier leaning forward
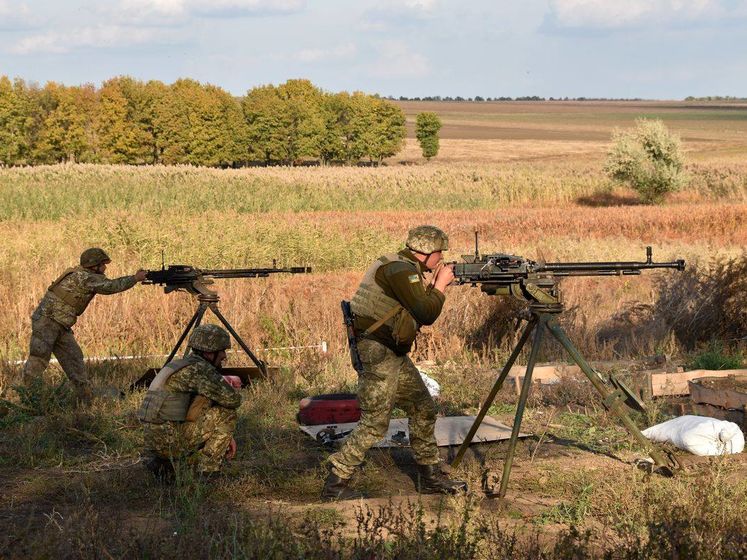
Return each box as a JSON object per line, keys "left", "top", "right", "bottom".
{"left": 22, "top": 248, "right": 147, "bottom": 402}
{"left": 138, "top": 324, "right": 241, "bottom": 478}
{"left": 324, "top": 225, "right": 467, "bottom": 500}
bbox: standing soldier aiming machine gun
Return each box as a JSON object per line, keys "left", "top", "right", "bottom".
{"left": 145, "top": 263, "right": 311, "bottom": 376}
{"left": 449, "top": 237, "right": 685, "bottom": 498}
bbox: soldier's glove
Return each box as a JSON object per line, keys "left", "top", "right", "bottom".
{"left": 225, "top": 437, "right": 237, "bottom": 460}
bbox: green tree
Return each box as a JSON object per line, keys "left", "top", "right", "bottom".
{"left": 415, "top": 112, "right": 442, "bottom": 161}
{"left": 153, "top": 79, "right": 246, "bottom": 167}
{"left": 242, "top": 79, "right": 324, "bottom": 165}
{"left": 33, "top": 83, "right": 98, "bottom": 164}
{"left": 319, "top": 91, "right": 373, "bottom": 164}
{"left": 0, "top": 77, "right": 34, "bottom": 165}
{"left": 242, "top": 84, "right": 286, "bottom": 164}
{"left": 97, "top": 76, "right": 162, "bottom": 164}
{"left": 274, "top": 79, "right": 325, "bottom": 164}
{"left": 361, "top": 98, "right": 406, "bottom": 164}
{"left": 605, "top": 119, "right": 688, "bottom": 204}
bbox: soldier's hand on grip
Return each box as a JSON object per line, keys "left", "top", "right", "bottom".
{"left": 434, "top": 263, "right": 455, "bottom": 292}
{"left": 134, "top": 269, "right": 147, "bottom": 282}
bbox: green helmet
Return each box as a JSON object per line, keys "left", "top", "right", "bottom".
{"left": 406, "top": 225, "right": 449, "bottom": 254}
{"left": 188, "top": 324, "right": 231, "bottom": 353}
{"left": 80, "top": 247, "right": 111, "bottom": 268}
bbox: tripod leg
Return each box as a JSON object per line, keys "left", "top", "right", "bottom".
{"left": 545, "top": 319, "right": 675, "bottom": 473}
{"left": 162, "top": 304, "right": 206, "bottom": 368}
{"left": 183, "top": 304, "right": 207, "bottom": 358}
{"left": 451, "top": 316, "right": 537, "bottom": 468}
{"left": 209, "top": 304, "right": 268, "bottom": 377}
{"left": 497, "top": 318, "right": 546, "bottom": 498}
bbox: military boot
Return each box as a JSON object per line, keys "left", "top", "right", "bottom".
{"left": 144, "top": 456, "right": 175, "bottom": 483}
{"left": 321, "top": 471, "right": 361, "bottom": 501}
{"left": 416, "top": 464, "right": 468, "bottom": 495}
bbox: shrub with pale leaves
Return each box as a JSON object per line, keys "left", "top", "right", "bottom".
{"left": 605, "top": 119, "right": 688, "bottom": 204}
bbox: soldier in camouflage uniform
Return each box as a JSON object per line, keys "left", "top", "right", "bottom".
{"left": 323, "top": 226, "right": 467, "bottom": 500}
{"left": 138, "top": 324, "right": 241, "bottom": 478}
{"left": 22, "top": 248, "right": 147, "bottom": 402}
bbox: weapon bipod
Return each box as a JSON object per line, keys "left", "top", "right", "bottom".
{"left": 163, "top": 292, "right": 267, "bottom": 376}
{"left": 450, "top": 301, "right": 679, "bottom": 498}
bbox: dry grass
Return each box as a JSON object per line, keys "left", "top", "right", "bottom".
{"left": 2, "top": 106, "right": 746, "bottom": 557}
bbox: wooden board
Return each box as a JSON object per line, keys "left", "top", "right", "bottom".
{"left": 506, "top": 364, "right": 577, "bottom": 395}
{"left": 650, "top": 369, "right": 747, "bottom": 397}
{"left": 689, "top": 375, "right": 747, "bottom": 409}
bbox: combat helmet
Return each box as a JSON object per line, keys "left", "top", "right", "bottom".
{"left": 406, "top": 225, "right": 449, "bottom": 254}
{"left": 188, "top": 324, "right": 231, "bottom": 353}
{"left": 80, "top": 248, "right": 111, "bottom": 268}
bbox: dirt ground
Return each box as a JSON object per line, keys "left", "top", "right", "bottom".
{"left": 2, "top": 402, "right": 745, "bottom": 541}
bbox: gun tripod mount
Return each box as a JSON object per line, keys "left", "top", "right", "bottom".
{"left": 144, "top": 262, "right": 312, "bottom": 374}
{"left": 164, "top": 291, "right": 267, "bottom": 375}
{"left": 448, "top": 244, "right": 685, "bottom": 498}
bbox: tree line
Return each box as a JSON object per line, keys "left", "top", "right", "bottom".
{"left": 0, "top": 76, "right": 407, "bottom": 167}
{"left": 392, "top": 95, "right": 648, "bottom": 102}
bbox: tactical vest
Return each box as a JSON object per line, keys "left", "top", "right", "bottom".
{"left": 47, "top": 267, "right": 96, "bottom": 316}
{"left": 350, "top": 253, "right": 422, "bottom": 345}
{"left": 137, "top": 358, "right": 194, "bottom": 424}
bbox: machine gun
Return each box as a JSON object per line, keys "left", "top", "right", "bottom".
{"left": 449, "top": 235, "right": 686, "bottom": 498}
{"left": 145, "top": 261, "right": 311, "bottom": 376}
{"left": 145, "top": 263, "right": 311, "bottom": 296}
{"left": 453, "top": 246, "right": 684, "bottom": 292}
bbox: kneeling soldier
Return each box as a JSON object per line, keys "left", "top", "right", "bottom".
{"left": 139, "top": 324, "right": 241, "bottom": 477}
{"left": 324, "top": 225, "right": 467, "bottom": 500}
{"left": 22, "top": 247, "right": 146, "bottom": 403}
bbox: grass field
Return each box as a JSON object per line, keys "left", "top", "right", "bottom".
{"left": 1, "top": 101, "right": 746, "bottom": 558}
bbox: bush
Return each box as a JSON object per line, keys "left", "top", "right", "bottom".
{"left": 605, "top": 119, "right": 688, "bottom": 204}
{"left": 688, "top": 341, "right": 744, "bottom": 370}
{"left": 415, "top": 112, "right": 442, "bottom": 160}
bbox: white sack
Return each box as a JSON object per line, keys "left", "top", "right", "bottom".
{"left": 642, "top": 415, "right": 745, "bottom": 456}
{"left": 418, "top": 369, "right": 441, "bottom": 398}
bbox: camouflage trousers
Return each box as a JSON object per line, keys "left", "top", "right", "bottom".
{"left": 329, "top": 338, "right": 439, "bottom": 479}
{"left": 143, "top": 406, "right": 237, "bottom": 473}
{"left": 22, "top": 316, "right": 90, "bottom": 399}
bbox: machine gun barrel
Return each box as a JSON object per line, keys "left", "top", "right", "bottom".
{"left": 202, "top": 266, "right": 311, "bottom": 278}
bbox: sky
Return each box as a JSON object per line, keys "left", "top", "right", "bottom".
{"left": 0, "top": 0, "right": 746, "bottom": 99}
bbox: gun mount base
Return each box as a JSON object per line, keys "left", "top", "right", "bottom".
{"left": 450, "top": 308, "right": 678, "bottom": 499}
{"left": 163, "top": 293, "right": 268, "bottom": 376}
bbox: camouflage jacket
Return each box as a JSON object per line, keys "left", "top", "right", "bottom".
{"left": 161, "top": 354, "right": 241, "bottom": 411}
{"left": 353, "top": 249, "right": 445, "bottom": 355}
{"left": 32, "top": 266, "right": 138, "bottom": 328}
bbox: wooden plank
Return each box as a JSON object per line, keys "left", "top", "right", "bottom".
{"left": 689, "top": 375, "right": 747, "bottom": 409}
{"left": 650, "top": 369, "right": 747, "bottom": 397}
{"left": 507, "top": 364, "right": 578, "bottom": 395}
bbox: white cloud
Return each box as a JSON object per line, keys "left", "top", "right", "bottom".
{"left": 10, "top": 24, "right": 175, "bottom": 54}
{"left": 368, "top": 40, "right": 430, "bottom": 79}
{"left": 115, "top": 0, "right": 303, "bottom": 23}
{"left": 294, "top": 42, "right": 357, "bottom": 63}
{"left": 0, "top": 1, "right": 38, "bottom": 30}
{"left": 191, "top": 0, "right": 305, "bottom": 17}
{"left": 363, "top": 0, "right": 438, "bottom": 29}
{"left": 548, "top": 0, "right": 745, "bottom": 29}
